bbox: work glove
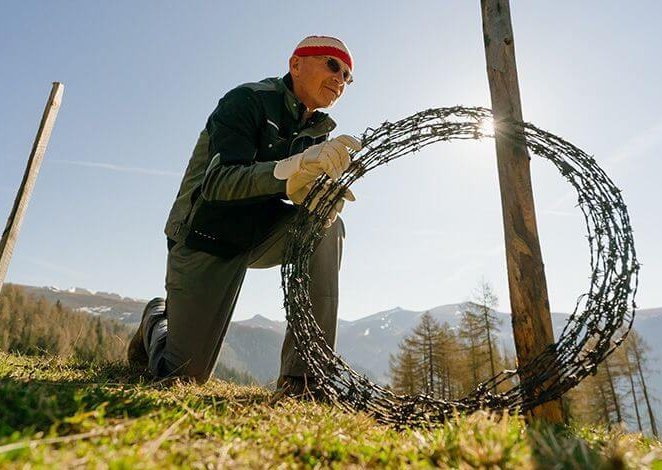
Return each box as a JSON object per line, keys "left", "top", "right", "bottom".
{"left": 300, "top": 180, "right": 356, "bottom": 228}
{"left": 273, "top": 134, "right": 362, "bottom": 204}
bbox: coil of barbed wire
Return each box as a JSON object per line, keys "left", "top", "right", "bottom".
{"left": 279, "top": 106, "right": 639, "bottom": 427}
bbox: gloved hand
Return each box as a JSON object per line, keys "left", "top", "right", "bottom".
{"left": 299, "top": 180, "right": 356, "bottom": 228}
{"left": 323, "top": 188, "right": 355, "bottom": 228}
{"left": 273, "top": 134, "right": 362, "bottom": 204}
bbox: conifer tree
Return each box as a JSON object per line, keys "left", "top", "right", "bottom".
{"left": 625, "top": 346, "right": 643, "bottom": 432}
{"left": 0, "top": 283, "right": 132, "bottom": 362}
{"left": 603, "top": 356, "right": 624, "bottom": 423}
{"left": 627, "top": 330, "right": 658, "bottom": 437}
{"left": 389, "top": 346, "right": 419, "bottom": 395}
{"left": 431, "top": 322, "right": 462, "bottom": 400}
{"left": 567, "top": 328, "right": 661, "bottom": 436}
{"left": 403, "top": 312, "right": 442, "bottom": 396}
{"left": 472, "top": 281, "right": 500, "bottom": 387}
{"left": 390, "top": 312, "right": 464, "bottom": 399}
{"left": 459, "top": 306, "right": 484, "bottom": 389}
{"left": 458, "top": 281, "right": 501, "bottom": 392}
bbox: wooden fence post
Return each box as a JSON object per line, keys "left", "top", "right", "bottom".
{"left": 480, "top": 1, "right": 564, "bottom": 422}
{"left": 0, "top": 82, "right": 64, "bottom": 292}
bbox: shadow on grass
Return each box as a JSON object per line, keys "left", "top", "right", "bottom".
{"left": 0, "top": 360, "right": 164, "bottom": 439}
{"left": 0, "top": 354, "right": 272, "bottom": 440}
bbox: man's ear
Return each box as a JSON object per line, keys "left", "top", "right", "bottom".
{"left": 289, "top": 55, "right": 301, "bottom": 78}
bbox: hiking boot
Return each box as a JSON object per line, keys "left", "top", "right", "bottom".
{"left": 127, "top": 297, "right": 166, "bottom": 367}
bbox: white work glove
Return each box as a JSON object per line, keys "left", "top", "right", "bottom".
{"left": 301, "top": 180, "right": 356, "bottom": 228}
{"left": 273, "top": 134, "right": 362, "bottom": 204}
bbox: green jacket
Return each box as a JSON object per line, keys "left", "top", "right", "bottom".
{"left": 164, "top": 73, "right": 337, "bottom": 258}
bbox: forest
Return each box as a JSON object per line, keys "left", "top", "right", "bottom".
{"left": 0, "top": 283, "right": 131, "bottom": 363}
{"left": 0, "top": 283, "right": 256, "bottom": 384}
{"left": 389, "top": 284, "right": 659, "bottom": 436}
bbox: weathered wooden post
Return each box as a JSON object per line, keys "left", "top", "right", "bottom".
{"left": 0, "top": 82, "right": 64, "bottom": 292}
{"left": 480, "top": 1, "right": 564, "bottom": 422}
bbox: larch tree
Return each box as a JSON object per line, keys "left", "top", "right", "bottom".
{"left": 390, "top": 312, "right": 464, "bottom": 399}
{"left": 389, "top": 345, "right": 419, "bottom": 395}
{"left": 459, "top": 305, "right": 485, "bottom": 389}
{"left": 627, "top": 330, "right": 658, "bottom": 437}
{"left": 472, "top": 281, "right": 501, "bottom": 386}
{"left": 403, "top": 312, "right": 443, "bottom": 396}
{"left": 458, "top": 281, "right": 502, "bottom": 392}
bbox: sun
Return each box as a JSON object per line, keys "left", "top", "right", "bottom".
{"left": 479, "top": 117, "right": 495, "bottom": 137}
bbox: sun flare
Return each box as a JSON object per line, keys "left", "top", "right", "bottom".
{"left": 479, "top": 117, "right": 495, "bottom": 137}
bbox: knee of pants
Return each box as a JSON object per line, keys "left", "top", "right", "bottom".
{"left": 317, "top": 216, "right": 345, "bottom": 249}
{"left": 330, "top": 215, "right": 345, "bottom": 237}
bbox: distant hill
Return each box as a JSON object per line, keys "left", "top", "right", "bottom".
{"left": 0, "top": 284, "right": 133, "bottom": 363}
{"left": 18, "top": 285, "right": 145, "bottom": 324}
{"left": 17, "top": 284, "right": 661, "bottom": 419}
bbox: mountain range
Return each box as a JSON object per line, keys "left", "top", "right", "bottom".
{"left": 17, "top": 284, "right": 661, "bottom": 418}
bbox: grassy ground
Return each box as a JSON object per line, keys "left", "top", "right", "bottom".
{"left": 0, "top": 352, "right": 660, "bottom": 469}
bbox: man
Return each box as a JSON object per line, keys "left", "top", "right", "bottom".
{"left": 127, "top": 36, "right": 360, "bottom": 396}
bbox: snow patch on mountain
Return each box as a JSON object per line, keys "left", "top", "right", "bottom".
{"left": 75, "top": 306, "right": 112, "bottom": 316}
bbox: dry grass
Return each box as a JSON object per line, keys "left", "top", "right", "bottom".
{"left": 1, "top": 352, "right": 660, "bottom": 469}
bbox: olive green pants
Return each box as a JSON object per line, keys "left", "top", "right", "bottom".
{"left": 147, "top": 215, "right": 344, "bottom": 383}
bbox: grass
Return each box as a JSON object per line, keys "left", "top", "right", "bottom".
{"left": 0, "top": 352, "right": 660, "bottom": 469}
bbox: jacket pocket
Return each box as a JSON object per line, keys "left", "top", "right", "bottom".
{"left": 258, "top": 124, "right": 290, "bottom": 161}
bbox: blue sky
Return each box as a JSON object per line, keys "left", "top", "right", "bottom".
{"left": 1, "top": 1, "right": 660, "bottom": 321}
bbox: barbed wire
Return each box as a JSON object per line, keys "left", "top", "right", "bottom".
{"left": 280, "top": 106, "right": 639, "bottom": 426}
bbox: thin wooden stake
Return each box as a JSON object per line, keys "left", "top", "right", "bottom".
{"left": 480, "top": 1, "right": 564, "bottom": 422}
{"left": 0, "top": 82, "right": 64, "bottom": 292}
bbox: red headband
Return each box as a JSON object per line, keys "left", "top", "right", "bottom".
{"left": 293, "top": 36, "right": 353, "bottom": 71}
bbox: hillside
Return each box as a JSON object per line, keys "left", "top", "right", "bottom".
{"left": 0, "top": 284, "right": 258, "bottom": 385}
{"left": 1, "top": 352, "right": 660, "bottom": 468}
{"left": 0, "top": 284, "right": 133, "bottom": 363}
{"left": 18, "top": 285, "right": 146, "bottom": 324}
{"left": 16, "top": 284, "right": 662, "bottom": 394}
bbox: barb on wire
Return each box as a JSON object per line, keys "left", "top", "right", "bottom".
{"left": 280, "top": 107, "right": 639, "bottom": 427}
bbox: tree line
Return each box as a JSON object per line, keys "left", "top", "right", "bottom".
{"left": 0, "top": 283, "right": 259, "bottom": 385}
{"left": 389, "top": 281, "right": 658, "bottom": 436}
{"left": 0, "top": 283, "right": 132, "bottom": 362}
{"left": 568, "top": 329, "right": 658, "bottom": 436}
{"left": 389, "top": 282, "right": 513, "bottom": 399}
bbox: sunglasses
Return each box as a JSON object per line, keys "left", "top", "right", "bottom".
{"left": 324, "top": 57, "right": 353, "bottom": 85}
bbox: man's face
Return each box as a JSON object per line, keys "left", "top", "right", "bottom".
{"left": 290, "top": 55, "right": 352, "bottom": 111}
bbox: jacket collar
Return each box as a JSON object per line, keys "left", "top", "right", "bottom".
{"left": 280, "top": 73, "right": 307, "bottom": 121}
{"left": 279, "top": 73, "right": 336, "bottom": 133}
